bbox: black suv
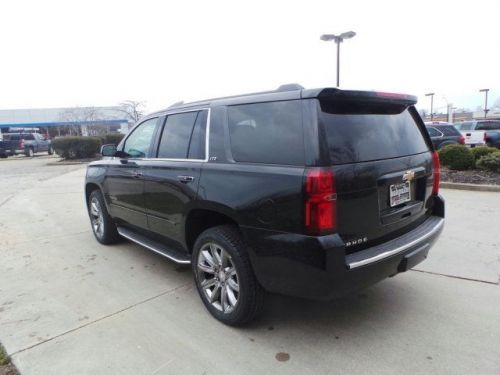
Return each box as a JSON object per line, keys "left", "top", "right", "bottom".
{"left": 85, "top": 86, "right": 445, "bottom": 325}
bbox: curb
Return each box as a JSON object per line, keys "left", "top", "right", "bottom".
{"left": 440, "top": 182, "right": 500, "bottom": 192}
{"left": 46, "top": 159, "right": 100, "bottom": 166}
{"left": 46, "top": 162, "right": 91, "bottom": 166}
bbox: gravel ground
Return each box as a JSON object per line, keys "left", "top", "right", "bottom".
{"left": 440, "top": 167, "right": 500, "bottom": 185}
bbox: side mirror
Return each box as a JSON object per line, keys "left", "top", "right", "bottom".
{"left": 101, "top": 144, "right": 117, "bottom": 157}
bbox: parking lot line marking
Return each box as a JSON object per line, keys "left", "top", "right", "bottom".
{"left": 410, "top": 269, "right": 499, "bottom": 286}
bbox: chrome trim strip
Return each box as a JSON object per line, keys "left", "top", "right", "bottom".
{"left": 347, "top": 218, "right": 444, "bottom": 270}
{"left": 120, "top": 107, "right": 211, "bottom": 163}
{"left": 117, "top": 227, "right": 191, "bottom": 264}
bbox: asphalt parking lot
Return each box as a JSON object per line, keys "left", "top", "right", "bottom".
{"left": 0, "top": 156, "right": 499, "bottom": 375}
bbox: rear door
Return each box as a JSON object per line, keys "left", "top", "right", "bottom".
{"left": 142, "top": 109, "right": 208, "bottom": 249}
{"left": 316, "top": 96, "right": 435, "bottom": 253}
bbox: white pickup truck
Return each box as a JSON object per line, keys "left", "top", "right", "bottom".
{"left": 454, "top": 121, "right": 491, "bottom": 147}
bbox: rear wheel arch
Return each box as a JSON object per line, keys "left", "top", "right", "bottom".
{"left": 185, "top": 208, "right": 239, "bottom": 253}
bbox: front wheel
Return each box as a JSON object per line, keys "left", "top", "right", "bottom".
{"left": 192, "top": 225, "right": 264, "bottom": 326}
{"left": 25, "top": 147, "right": 34, "bottom": 157}
{"left": 88, "top": 189, "right": 120, "bottom": 244}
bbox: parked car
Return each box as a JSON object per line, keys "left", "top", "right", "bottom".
{"left": 85, "top": 86, "right": 445, "bottom": 325}
{"left": 453, "top": 120, "right": 500, "bottom": 147}
{"left": 0, "top": 132, "right": 53, "bottom": 157}
{"left": 477, "top": 121, "right": 500, "bottom": 148}
{"left": 425, "top": 122, "right": 465, "bottom": 149}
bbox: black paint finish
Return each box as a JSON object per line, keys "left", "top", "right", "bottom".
{"left": 85, "top": 87, "right": 445, "bottom": 300}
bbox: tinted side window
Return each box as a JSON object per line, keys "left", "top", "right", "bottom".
{"left": 188, "top": 110, "right": 207, "bottom": 160}
{"left": 426, "top": 127, "right": 441, "bottom": 137}
{"left": 439, "top": 126, "right": 461, "bottom": 136}
{"left": 157, "top": 112, "right": 198, "bottom": 159}
{"left": 23, "top": 134, "right": 35, "bottom": 140}
{"left": 227, "top": 100, "right": 304, "bottom": 165}
{"left": 123, "top": 118, "right": 158, "bottom": 157}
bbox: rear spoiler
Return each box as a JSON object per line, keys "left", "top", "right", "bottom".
{"left": 316, "top": 88, "right": 418, "bottom": 106}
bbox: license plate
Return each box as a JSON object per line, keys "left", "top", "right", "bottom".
{"left": 389, "top": 181, "right": 411, "bottom": 207}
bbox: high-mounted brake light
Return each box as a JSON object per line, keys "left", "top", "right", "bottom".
{"left": 432, "top": 151, "right": 440, "bottom": 195}
{"left": 304, "top": 169, "right": 337, "bottom": 235}
{"left": 375, "top": 92, "right": 410, "bottom": 100}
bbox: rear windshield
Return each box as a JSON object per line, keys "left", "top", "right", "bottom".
{"left": 319, "top": 101, "right": 429, "bottom": 164}
{"left": 456, "top": 122, "right": 473, "bottom": 130}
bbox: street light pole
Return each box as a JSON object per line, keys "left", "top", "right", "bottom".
{"left": 425, "top": 93, "right": 435, "bottom": 121}
{"left": 336, "top": 41, "right": 340, "bottom": 87}
{"left": 479, "top": 89, "right": 489, "bottom": 119}
{"left": 320, "top": 31, "right": 356, "bottom": 87}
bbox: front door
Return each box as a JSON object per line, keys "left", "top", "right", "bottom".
{"left": 104, "top": 118, "right": 159, "bottom": 230}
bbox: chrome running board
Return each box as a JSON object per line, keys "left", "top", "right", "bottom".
{"left": 117, "top": 227, "right": 191, "bottom": 264}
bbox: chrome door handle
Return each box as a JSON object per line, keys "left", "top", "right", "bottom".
{"left": 178, "top": 175, "right": 195, "bottom": 183}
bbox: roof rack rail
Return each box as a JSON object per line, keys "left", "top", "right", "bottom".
{"left": 168, "top": 101, "right": 184, "bottom": 108}
{"left": 277, "top": 83, "right": 304, "bottom": 92}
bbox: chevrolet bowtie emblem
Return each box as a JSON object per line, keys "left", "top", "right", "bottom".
{"left": 402, "top": 170, "right": 416, "bottom": 182}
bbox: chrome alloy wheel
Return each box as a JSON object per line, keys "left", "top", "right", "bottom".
{"left": 89, "top": 197, "right": 104, "bottom": 239}
{"left": 197, "top": 242, "right": 240, "bottom": 313}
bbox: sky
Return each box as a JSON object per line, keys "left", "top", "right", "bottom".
{"left": 1, "top": 0, "right": 499, "bottom": 115}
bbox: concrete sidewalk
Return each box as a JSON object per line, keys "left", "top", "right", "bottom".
{"left": 0, "top": 161, "right": 499, "bottom": 374}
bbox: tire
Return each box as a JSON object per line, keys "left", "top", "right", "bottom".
{"left": 25, "top": 147, "right": 34, "bottom": 157}
{"left": 48, "top": 146, "right": 54, "bottom": 155}
{"left": 192, "top": 225, "right": 264, "bottom": 326}
{"left": 88, "top": 189, "right": 120, "bottom": 244}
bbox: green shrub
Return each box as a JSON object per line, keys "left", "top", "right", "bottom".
{"left": 52, "top": 136, "right": 102, "bottom": 159}
{"left": 438, "top": 144, "right": 475, "bottom": 170}
{"left": 471, "top": 146, "right": 498, "bottom": 161}
{"left": 100, "top": 133, "right": 125, "bottom": 145}
{"left": 476, "top": 152, "right": 500, "bottom": 172}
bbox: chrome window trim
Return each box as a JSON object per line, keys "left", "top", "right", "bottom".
{"left": 121, "top": 108, "right": 211, "bottom": 163}
{"left": 430, "top": 127, "right": 444, "bottom": 138}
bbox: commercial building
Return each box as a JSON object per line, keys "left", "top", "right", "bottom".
{"left": 0, "top": 106, "right": 130, "bottom": 136}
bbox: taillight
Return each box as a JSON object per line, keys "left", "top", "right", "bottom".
{"left": 19, "top": 139, "right": 25, "bottom": 149}
{"left": 304, "top": 169, "right": 337, "bottom": 235}
{"left": 484, "top": 132, "right": 489, "bottom": 143}
{"left": 458, "top": 135, "right": 465, "bottom": 145}
{"left": 432, "top": 151, "right": 440, "bottom": 195}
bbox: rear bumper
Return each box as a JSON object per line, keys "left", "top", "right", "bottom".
{"left": 243, "top": 196, "right": 445, "bottom": 300}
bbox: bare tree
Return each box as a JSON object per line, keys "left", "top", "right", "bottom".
{"left": 58, "top": 107, "right": 103, "bottom": 136}
{"left": 116, "top": 100, "right": 145, "bottom": 126}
